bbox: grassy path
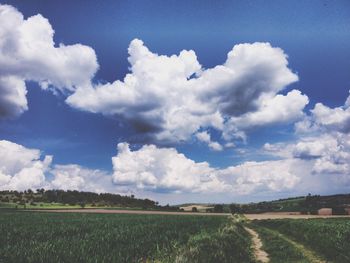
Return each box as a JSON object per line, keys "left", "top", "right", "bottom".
{"left": 244, "top": 226, "right": 269, "bottom": 263}
{"left": 253, "top": 225, "right": 326, "bottom": 263}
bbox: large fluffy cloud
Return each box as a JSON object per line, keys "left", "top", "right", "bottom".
{"left": 0, "top": 139, "right": 302, "bottom": 196}
{"left": 0, "top": 4, "right": 307, "bottom": 147}
{"left": 311, "top": 102, "right": 350, "bottom": 133}
{"left": 0, "top": 140, "right": 52, "bottom": 190}
{"left": 264, "top": 133, "right": 350, "bottom": 180}
{"left": 224, "top": 90, "right": 308, "bottom": 133}
{"left": 112, "top": 142, "right": 227, "bottom": 193}
{"left": 112, "top": 142, "right": 302, "bottom": 194}
{"left": 67, "top": 39, "right": 304, "bottom": 144}
{"left": 1, "top": 139, "right": 350, "bottom": 201}
{"left": 290, "top": 91, "right": 350, "bottom": 176}
{"left": 0, "top": 140, "right": 113, "bottom": 193}
{"left": 295, "top": 91, "right": 350, "bottom": 135}
{"left": 0, "top": 4, "right": 98, "bottom": 118}
{"left": 50, "top": 164, "right": 113, "bottom": 193}
{"left": 0, "top": 76, "right": 28, "bottom": 117}
{"left": 217, "top": 159, "right": 301, "bottom": 195}
{"left": 0, "top": 139, "right": 305, "bottom": 196}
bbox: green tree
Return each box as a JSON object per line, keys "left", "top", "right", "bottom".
{"left": 214, "top": 204, "right": 224, "bottom": 213}
{"left": 229, "top": 204, "right": 241, "bottom": 214}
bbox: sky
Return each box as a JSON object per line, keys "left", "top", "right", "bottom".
{"left": 0, "top": 0, "right": 350, "bottom": 204}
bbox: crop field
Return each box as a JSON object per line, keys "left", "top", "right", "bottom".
{"left": 251, "top": 218, "right": 350, "bottom": 263}
{"left": 0, "top": 211, "right": 253, "bottom": 263}
{"left": 2, "top": 210, "right": 350, "bottom": 263}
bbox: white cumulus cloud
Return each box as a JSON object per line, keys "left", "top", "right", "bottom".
{"left": 224, "top": 90, "right": 308, "bottom": 133}
{"left": 295, "top": 91, "right": 350, "bottom": 135}
{"left": 0, "top": 4, "right": 307, "bottom": 147}
{"left": 112, "top": 142, "right": 303, "bottom": 194}
{"left": 50, "top": 164, "right": 112, "bottom": 193}
{"left": 263, "top": 133, "right": 350, "bottom": 182}
{"left": 0, "top": 140, "right": 52, "bottom": 190}
{"left": 291, "top": 92, "right": 350, "bottom": 177}
{"left": 112, "top": 142, "right": 228, "bottom": 193}
{"left": 218, "top": 159, "right": 301, "bottom": 195}
{"left": 1, "top": 138, "right": 350, "bottom": 200}
{"left": 0, "top": 4, "right": 98, "bottom": 118}
{"left": 195, "top": 131, "right": 223, "bottom": 151}
{"left": 67, "top": 39, "right": 300, "bottom": 145}
{"left": 0, "top": 140, "right": 114, "bottom": 193}
{"left": 311, "top": 102, "right": 350, "bottom": 133}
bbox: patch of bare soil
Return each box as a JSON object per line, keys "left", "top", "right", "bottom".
{"left": 245, "top": 212, "right": 350, "bottom": 220}
{"left": 244, "top": 226, "right": 269, "bottom": 263}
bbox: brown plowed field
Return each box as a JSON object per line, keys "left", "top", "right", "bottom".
{"left": 27, "top": 209, "right": 350, "bottom": 219}
{"left": 244, "top": 212, "right": 350, "bottom": 220}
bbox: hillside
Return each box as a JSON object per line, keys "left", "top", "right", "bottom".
{"left": 0, "top": 189, "right": 178, "bottom": 211}
{"left": 176, "top": 193, "right": 350, "bottom": 214}
{"left": 231, "top": 193, "right": 350, "bottom": 214}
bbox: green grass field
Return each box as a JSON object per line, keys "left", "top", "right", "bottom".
{"left": 252, "top": 218, "right": 350, "bottom": 263}
{"left": 3, "top": 210, "right": 350, "bottom": 263}
{"left": 0, "top": 211, "right": 254, "bottom": 263}
{"left": 250, "top": 225, "right": 308, "bottom": 263}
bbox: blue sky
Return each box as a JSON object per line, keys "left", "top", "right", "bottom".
{"left": 0, "top": 1, "right": 350, "bottom": 203}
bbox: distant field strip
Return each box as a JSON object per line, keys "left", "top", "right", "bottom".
{"left": 253, "top": 218, "right": 350, "bottom": 263}
{"left": 27, "top": 208, "right": 231, "bottom": 216}
{"left": 245, "top": 212, "right": 350, "bottom": 220}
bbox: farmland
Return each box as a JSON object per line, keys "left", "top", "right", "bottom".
{"left": 0, "top": 211, "right": 253, "bottom": 263}
{"left": 1, "top": 209, "right": 350, "bottom": 263}
{"left": 251, "top": 218, "right": 350, "bottom": 263}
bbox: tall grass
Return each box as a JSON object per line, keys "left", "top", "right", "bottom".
{"left": 254, "top": 218, "right": 350, "bottom": 263}
{"left": 176, "top": 217, "right": 255, "bottom": 263}
{"left": 0, "top": 211, "right": 227, "bottom": 262}
{"left": 251, "top": 225, "right": 309, "bottom": 263}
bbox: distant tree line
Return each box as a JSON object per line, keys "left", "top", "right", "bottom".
{"left": 0, "top": 189, "right": 180, "bottom": 211}
{"left": 227, "top": 193, "right": 350, "bottom": 214}
{"left": 228, "top": 202, "right": 280, "bottom": 214}
{"left": 299, "top": 193, "right": 350, "bottom": 215}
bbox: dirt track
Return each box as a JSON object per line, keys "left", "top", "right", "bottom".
{"left": 244, "top": 226, "right": 269, "bottom": 263}
{"left": 28, "top": 209, "right": 231, "bottom": 216}
{"left": 27, "top": 209, "right": 350, "bottom": 219}
{"left": 244, "top": 212, "right": 350, "bottom": 220}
